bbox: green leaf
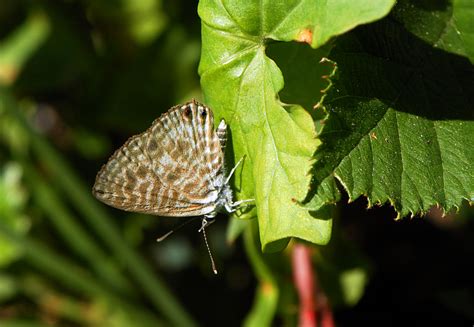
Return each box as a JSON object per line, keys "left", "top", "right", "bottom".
{"left": 391, "top": 0, "right": 474, "bottom": 63}
{"left": 268, "top": 0, "right": 396, "bottom": 47}
{"left": 199, "top": 0, "right": 394, "bottom": 251}
{"left": 306, "top": 16, "right": 474, "bottom": 217}
{"left": 454, "top": 0, "right": 474, "bottom": 63}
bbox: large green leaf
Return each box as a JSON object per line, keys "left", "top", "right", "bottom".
{"left": 390, "top": 0, "right": 474, "bottom": 64}
{"left": 306, "top": 15, "right": 474, "bottom": 217}
{"left": 198, "top": 0, "right": 394, "bottom": 251}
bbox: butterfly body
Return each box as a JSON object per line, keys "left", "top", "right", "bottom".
{"left": 92, "top": 99, "right": 236, "bottom": 219}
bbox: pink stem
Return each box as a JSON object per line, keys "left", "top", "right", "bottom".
{"left": 292, "top": 243, "right": 335, "bottom": 327}
{"left": 292, "top": 243, "right": 316, "bottom": 327}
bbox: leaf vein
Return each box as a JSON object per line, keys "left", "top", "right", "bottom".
{"left": 202, "top": 20, "right": 259, "bottom": 43}
{"left": 268, "top": 0, "right": 305, "bottom": 36}
{"left": 218, "top": 0, "right": 248, "bottom": 35}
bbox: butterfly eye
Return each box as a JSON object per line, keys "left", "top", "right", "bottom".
{"left": 201, "top": 108, "right": 207, "bottom": 118}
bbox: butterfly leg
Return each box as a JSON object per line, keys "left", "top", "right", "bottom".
{"left": 232, "top": 199, "right": 254, "bottom": 207}
{"left": 225, "top": 198, "right": 254, "bottom": 213}
{"left": 198, "top": 217, "right": 215, "bottom": 233}
{"left": 224, "top": 155, "right": 246, "bottom": 185}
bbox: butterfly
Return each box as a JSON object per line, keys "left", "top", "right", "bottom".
{"left": 92, "top": 99, "right": 251, "bottom": 273}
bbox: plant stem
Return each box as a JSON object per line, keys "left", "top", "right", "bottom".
{"left": 292, "top": 243, "right": 335, "bottom": 327}
{"left": 292, "top": 243, "right": 316, "bottom": 327}
{"left": 243, "top": 220, "right": 278, "bottom": 327}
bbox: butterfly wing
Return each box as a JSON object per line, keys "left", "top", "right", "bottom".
{"left": 92, "top": 100, "right": 226, "bottom": 217}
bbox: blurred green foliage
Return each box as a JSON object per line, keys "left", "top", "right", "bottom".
{"left": 0, "top": 1, "right": 204, "bottom": 325}
{"left": 1, "top": 1, "right": 473, "bottom": 326}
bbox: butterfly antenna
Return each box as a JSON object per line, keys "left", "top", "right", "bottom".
{"left": 200, "top": 221, "right": 218, "bottom": 275}
{"left": 156, "top": 217, "right": 200, "bottom": 242}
